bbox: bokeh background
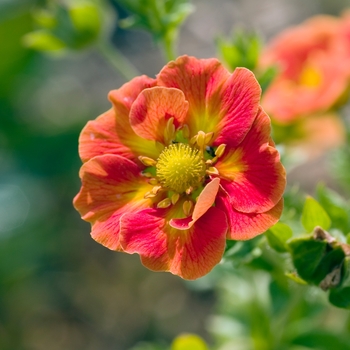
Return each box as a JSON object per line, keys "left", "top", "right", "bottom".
{"left": 1, "top": 0, "right": 350, "bottom": 349}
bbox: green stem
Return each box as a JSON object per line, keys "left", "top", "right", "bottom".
{"left": 160, "top": 32, "right": 177, "bottom": 62}
{"left": 97, "top": 39, "right": 140, "bottom": 80}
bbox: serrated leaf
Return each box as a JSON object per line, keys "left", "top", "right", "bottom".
{"left": 171, "top": 334, "right": 208, "bottom": 350}
{"left": 265, "top": 222, "right": 293, "bottom": 252}
{"left": 301, "top": 196, "right": 331, "bottom": 232}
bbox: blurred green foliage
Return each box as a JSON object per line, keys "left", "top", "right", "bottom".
{"left": 23, "top": 0, "right": 102, "bottom": 53}
{"left": 216, "top": 29, "right": 277, "bottom": 92}
{"left": 115, "top": 0, "right": 193, "bottom": 59}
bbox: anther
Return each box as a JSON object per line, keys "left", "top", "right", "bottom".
{"left": 215, "top": 144, "right": 226, "bottom": 158}
{"left": 190, "top": 134, "right": 198, "bottom": 145}
{"left": 144, "top": 191, "right": 157, "bottom": 199}
{"left": 181, "top": 124, "right": 190, "bottom": 139}
{"left": 204, "top": 132, "right": 214, "bottom": 144}
{"left": 196, "top": 131, "right": 206, "bottom": 149}
{"left": 139, "top": 156, "right": 157, "bottom": 167}
{"left": 149, "top": 178, "right": 158, "bottom": 185}
{"left": 164, "top": 117, "right": 176, "bottom": 144}
{"left": 171, "top": 193, "right": 180, "bottom": 205}
{"left": 185, "top": 187, "right": 193, "bottom": 195}
{"left": 157, "top": 198, "right": 172, "bottom": 209}
{"left": 151, "top": 185, "right": 162, "bottom": 194}
{"left": 206, "top": 167, "right": 219, "bottom": 175}
{"left": 141, "top": 172, "right": 153, "bottom": 178}
{"left": 183, "top": 200, "right": 193, "bottom": 216}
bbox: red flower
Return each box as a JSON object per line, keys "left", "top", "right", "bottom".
{"left": 74, "top": 56, "right": 286, "bottom": 279}
{"left": 261, "top": 15, "right": 350, "bottom": 124}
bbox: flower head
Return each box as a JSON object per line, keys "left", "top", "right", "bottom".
{"left": 261, "top": 15, "right": 350, "bottom": 124}
{"left": 74, "top": 55, "right": 286, "bottom": 280}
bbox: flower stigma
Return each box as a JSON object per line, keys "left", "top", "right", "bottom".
{"left": 156, "top": 143, "right": 206, "bottom": 194}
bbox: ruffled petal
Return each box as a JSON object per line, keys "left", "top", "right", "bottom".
{"left": 129, "top": 87, "right": 189, "bottom": 143}
{"left": 216, "top": 108, "right": 286, "bottom": 213}
{"left": 157, "top": 55, "right": 230, "bottom": 137}
{"left": 157, "top": 56, "right": 261, "bottom": 147}
{"left": 170, "top": 178, "right": 220, "bottom": 230}
{"left": 216, "top": 190, "right": 284, "bottom": 240}
{"left": 119, "top": 206, "right": 228, "bottom": 280}
{"left": 212, "top": 68, "right": 262, "bottom": 148}
{"left": 79, "top": 76, "right": 159, "bottom": 163}
{"left": 73, "top": 154, "right": 154, "bottom": 250}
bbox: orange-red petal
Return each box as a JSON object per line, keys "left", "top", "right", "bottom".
{"left": 73, "top": 154, "right": 154, "bottom": 250}
{"left": 212, "top": 68, "right": 261, "bottom": 148}
{"left": 119, "top": 207, "right": 228, "bottom": 280}
{"left": 216, "top": 190, "right": 284, "bottom": 240}
{"left": 170, "top": 178, "right": 220, "bottom": 230}
{"left": 157, "top": 55, "right": 230, "bottom": 137}
{"left": 157, "top": 56, "right": 261, "bottom": 147}
{"left": 216, "top": 108, "right": 286, "bottom": 213}
{"left": 79, "top": 76, "right": 159, "bottom": 163}
{"left": 129, "top": 87, "right": 189, "bottom": 143}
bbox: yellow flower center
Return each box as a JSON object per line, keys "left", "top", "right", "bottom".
{"left": 156, "top": 143, "right": 206, "bottom": 193}
{"left": 299, "top": 65, "right": 322, "bottom": 88}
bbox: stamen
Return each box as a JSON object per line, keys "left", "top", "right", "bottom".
{"left": 144, "top": 191, "right": 157, "bottom": 199}
{"left": 183, "top": 200, "right": 194, "bottom": 217}
{"left": 196, "top": 131, "right": 206, "bottom": 149}
{"left": 186, "top": 187, "right": 193, "bottom": 195}
{"left": 181, "top": 124, "right": 190, "bottom": 139}
{"left": 139, "top": 156, "right": 157, "bottom": 167}
{"left": 149, "top": 178, "right": 158, "bottom": 185}
{"left": 171, "top": 193, "right": 180, "bottom": 205}
{"left": 151, "top": 185, "right": 162, "bottom": 194}
{"left": 164, "top": 117, "right": 176, "bottom": 144}
{"left": 157, "top": 198, "right": 172, "bottom": 209}
{"left": 215, "top": 144, "right": 226, "bottom": 158}
{"left": 141, "top": 172, "right": 153, "bottom": 178}
{"left": 206, "top": 167, "right": 219, "bottom": 175}
{"left": 204, "top": 132, "right": 214, "bottom": 144}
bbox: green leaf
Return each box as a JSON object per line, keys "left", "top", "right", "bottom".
{"left": 316, "top": 184, "right": 350, "bottom": 234}
{"left": 301, "top": 196, "right": 331, "bottom": 232}
{"left": 288, "top": 236, "right": 328, "bottom": 283}
{"left": 329, "top": 257, "right": 350, "bottom": 309}
{"left": 22, "top": 30, "right": 66, "bottom": 52}
{"left": 258, "top": 65, "right": 278, "bottom": 93}
{"left": 216, "top": 29, "right": 262, "bottom": 71}
{"left": 265, "top": 222, "right": 293, "bottom": 253}
{"left": 171, "top": 334, "right": 208, "bottom": 350}
{"left": 68, "top": 2, "right": 101, "bottom": 45}
{"left": 288, "top": 235, "right": 345, "bottom": 285}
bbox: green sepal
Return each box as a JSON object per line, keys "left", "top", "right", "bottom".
{"left": 288, "top": 234, "right": 345, "bottom": 285}
{"left": 301, "top": 196, "right": 331, "bottom": 233}
{"left": 265, "top": 222, "right": 293, "bottom": 253}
